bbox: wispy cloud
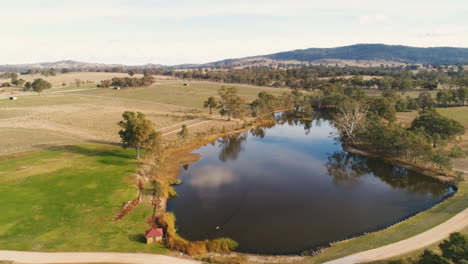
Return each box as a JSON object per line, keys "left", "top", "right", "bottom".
{"left": 357, "top": 14, "right": 387, "bottom": 25}
{"left": 1, "top": 0, "right": 467, "bottom": 64}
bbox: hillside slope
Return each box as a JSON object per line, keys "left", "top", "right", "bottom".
{"left": 208, "top": 44, "right": 468, "bottom": 66}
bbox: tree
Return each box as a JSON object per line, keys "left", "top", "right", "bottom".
{"left": 417, "top": 92, "right": 434, "bottom": 109}
{"left": 334, "top": 102, "right": 368, "bottom": 145}
{"left": 17, "top": 78, "right": 25, "bottom": 88}
{"left": 368, "top": 97, "right": 396, "bottom": 122}
{"left": 11, "top": 78, "right": 25, "bottom": 88}
{"left": 439, "top": 232, "right": 468, "bottom": 263}
{"left": 24, "top": 81, "right": 32, "bottom": 91}
{"left": 128, "top": 70, "right": 135, "bottom": 77}
{"left": 10, "top": 72, "right": 19, "bottom": 82}
{"left": 41, "top": 69, "right": 55, "bottom": 78}
{"left": 436, "top": 90, "right": 450, "bottom": 107}
{"left": 118, "top": 111, "right": 161, "bottom": 159}
{"left": 101, "top": 79, "right": 111, "bottom": 88}
{"left": 218, "top": 86, "right": 244, "bottom": 121}
{"left": 411, "top": 109, "right": 465, "bottom": 147}
{"left": 74, "top": 79, "right": 82, "bottom": 87}
{"left": 31, "top": 78, "right": 52, "bottom": 94}
{"left": 457, "top": 87, "right": 467, "bottom": 106}
{"left": 203, "top": 96, "right": 218, "bottom": 114}
{"left": 407, "top": 96, "right": 420, "bottom": 110}
{"left": 399, "top": 78, "right": 413, "bottom": 94}
{"left": 417, "top": 250, "right": 449, "bottom": 264}
{"left": 178, "top": 124, "right": 189, "bottom": 143}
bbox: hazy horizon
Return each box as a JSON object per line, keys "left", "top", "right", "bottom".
{"left": 3, "top": 0, "right": 468, "bottom": 65}
{"left": 3, "top": 43, "right": 468, "bottom": 66}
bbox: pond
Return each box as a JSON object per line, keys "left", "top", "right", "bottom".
{"left": 166, "top": 114, "right": 452, "bottom": 254}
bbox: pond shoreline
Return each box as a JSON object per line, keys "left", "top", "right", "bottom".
{"left": 151, "top": 117, "right": 461, "bottom": 262}
{"left": 342, "top": 145, "right": 458, "bottom": 184}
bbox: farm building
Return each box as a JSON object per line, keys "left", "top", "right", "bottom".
{"left": 9, "top": 97, "right": 17, "bottom": 100}
{"left": 183, "top": 83, "right": 189, "bottom": 86}
{"left": 145, "top": 228, "right": 163, "bottom": 244}
{"left": 113, "top": 86, "right": 121, "bottom": 90}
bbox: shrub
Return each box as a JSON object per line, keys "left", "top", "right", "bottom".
{"left": 449, "top": 146, "right": 465, "bottom": 158}
{"left": 439, "top": 232, "right": 468, "bottom": 263}
{"left": 206, "top": 238, "right": 239, "bottom": 252}
{"left": 157, "top": 212, "right": 237, "bottom": 255}
{"left": 417, "top": 250, "right": 449, "bottom": 264}
{"left": 455, "top": 171, "right": 465, "bottom": 182}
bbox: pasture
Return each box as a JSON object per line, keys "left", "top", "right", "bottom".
{"left": 0, "top": 72, "right": 466, "bottom": 262}
{"left": 0, "top": 144, "right": 166, "bottom": 253}
{"left": 0, "top": 72, "right": 141, "bottom": 88}
{"left": 0, "top": 78, "right": 288, "bottom": 155}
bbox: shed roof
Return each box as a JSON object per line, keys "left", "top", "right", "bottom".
{"left": 145, "top": 228, "right": 163, "bottom": 238}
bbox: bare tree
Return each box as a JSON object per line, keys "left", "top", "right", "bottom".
{"left": 334, "top": 103, "right": 368, "bottom": 145}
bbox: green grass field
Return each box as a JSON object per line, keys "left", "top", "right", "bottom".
{"left": 0, "top": 144, "right": 166, "bottom": 253}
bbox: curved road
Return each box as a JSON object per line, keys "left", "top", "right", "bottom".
{"left": 1, "top": 209, "right": 466, "bottom": 264}
{"left": 0, "top": 251, "right": 199, "bottom": 264}
{"left": 324, "top": 208, "right": 468, "bottom": 264}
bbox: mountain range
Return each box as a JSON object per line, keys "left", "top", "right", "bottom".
{"left": 1, "top": 44, "right": 467, "bottom": 71}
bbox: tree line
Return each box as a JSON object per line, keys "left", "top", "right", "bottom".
{"left": 156, "top": 65, "right": 467, "bottom": 92}
{"left": 391, "top": 232, "right": 468, "bottom": 264}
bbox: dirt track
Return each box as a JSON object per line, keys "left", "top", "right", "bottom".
{"left": 0, "top": 250, "right": 199, "bottom": 264}
{"left": 323, "top": 208, "right": 468, "bottom": 264}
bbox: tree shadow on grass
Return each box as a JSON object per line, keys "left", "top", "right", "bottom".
{"left": 128, "top": 233, "right": 146, "bottom": 244}
{"left": 59, "top": 145, "right": 135, "bottom": 159}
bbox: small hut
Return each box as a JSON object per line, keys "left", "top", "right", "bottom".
{"left": 183, "top": 83, "right": 189, "bottom": 86}
{"left": 145, "top": 228, "right": 163, "bottom": 244}
{"left": 113, "top": 86, "right": 121, "bottom": 90}
{"left": 9, "top": 97, "right": 17, "bottom": 100}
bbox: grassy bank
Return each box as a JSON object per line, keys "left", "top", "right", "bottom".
{"left": 301, "top": 172, "right": 467, "bottom": 264}
{"left": 0, "top": 144, "right": 166, "bottom": 253}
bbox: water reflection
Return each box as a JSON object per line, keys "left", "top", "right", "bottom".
{"left": 217, "top": 133, "right": 248, "bottom": 162}
{"left": 326, "top": 151, "right": 448, "bottom": 196}
{"left": 167, "top": 114, "right": 450, "bottom": 254}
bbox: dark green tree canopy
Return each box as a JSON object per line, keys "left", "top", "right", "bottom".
{"left": 411, "top": 109, "right": 465, "bottom": 147}
{"left": 439, "top": 232, "right": 468, "bottom": 262}
{"left": 118, "top": 111, "right": 161, "bottom": 159}
{"left": 31, "top": 78, "right": 52, "bottom": 94}
{"left": 203, "top": 96, "right": 218, "bottom": 114}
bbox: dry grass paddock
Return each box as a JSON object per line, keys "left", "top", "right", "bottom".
{"left": 0, "top": 72, "right": 142, "bottom": 88}
{"left": 0, "top": 76, "right": 288, "bottom": 155}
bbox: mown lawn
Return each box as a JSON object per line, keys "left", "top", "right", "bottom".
{"left": 0, "top": 144, "right": 166, "bottom": 253}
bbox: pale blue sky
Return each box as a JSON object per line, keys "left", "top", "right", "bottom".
{"left": 2, "top": 0, "right": 467, "bottom": 65}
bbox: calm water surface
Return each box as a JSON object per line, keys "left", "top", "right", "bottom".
{"left": 167, "top": 115, "right": 450, "bottom": 254}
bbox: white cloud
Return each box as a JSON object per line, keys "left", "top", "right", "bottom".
{"left": 188, "top": 166, "right": 236, "bottom": 188}
{"left": 1, "top": 0, "right": 467, "bottom": 64}
{"left": 358, "top": 14, "right": 388, "bottom": 25}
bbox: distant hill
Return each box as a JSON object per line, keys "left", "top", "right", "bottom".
{"left": 1, "top": 44, "right": 467, "bottom": 72}
{"left": 0, "top": 60, "right": 164, "bottom": 72}
{"left": 205, "top": 44, "right": 468, "bottom": 67}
